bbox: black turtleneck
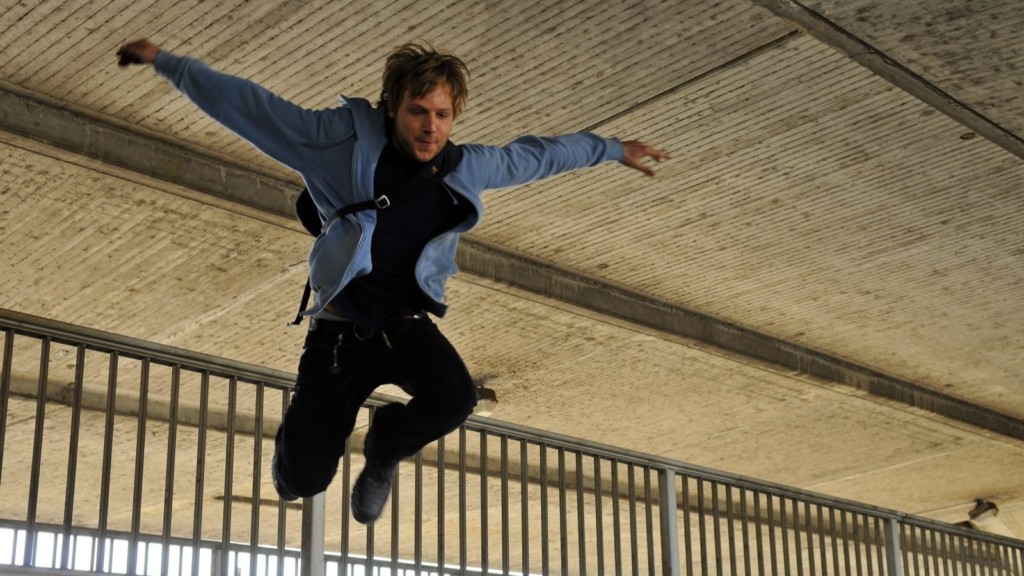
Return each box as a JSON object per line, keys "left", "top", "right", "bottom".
{"left": 334, "top": 142, "right": 469, "bottom": 327}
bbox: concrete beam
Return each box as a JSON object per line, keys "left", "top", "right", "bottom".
{"left": 0, "top": 81, "right": 301, "bottom": 217}
{"left": 748, "top": 0, "right": 1024, "bottom": 162}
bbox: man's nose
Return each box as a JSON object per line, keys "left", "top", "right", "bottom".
{"left": 422, "top": 115, "right": 437, "bottom": 133}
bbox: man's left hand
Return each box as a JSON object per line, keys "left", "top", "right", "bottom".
{"left": 621, "top": 140, "right": 670, "bottom": 177}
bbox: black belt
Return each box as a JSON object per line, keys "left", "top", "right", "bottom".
{"left": 308, "top": 310, "right": 426, "bottom": 338}
{"left": 308, "top": 310, "right": 425, "bottom": 374}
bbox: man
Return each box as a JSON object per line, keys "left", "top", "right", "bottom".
{"left": 116, "top": 38, "right": 668, "bottom": 524}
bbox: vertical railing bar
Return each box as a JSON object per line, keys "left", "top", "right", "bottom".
{"left": 541, "top": 445, "right": 551, "bottom": 576}
{"left": 854, "top": 513, "right": 864, "bottom": 576}
{"left": 695, "top": 480, "right": 709, "bottom": 576}
{"left": 1011, "top": 542, "right": 1021, "bottom": 576}
{"left": 884, "top": 518, "right": 904, "bottom": 576}
{"left": 936, "top": 529, "right": 949, "bottom": 576}
{"left": 0, "top": 328, "right": 14, "bottom": 482}
{"left": 302, "top": 493, "right": 326, "bottom": 576}
{"left": 578, "top": 452, "right": 588, "bottom": 576}
{"left": 24, "top": 336, "right": 51, "bottom": 567}
{"left": 437, "top": 434, "right": 446, "bottom": 574}
{"left": 611, "top": 460, "right": 622, "bottom": 576}
{"left": 794, "top": 499, "right": 805, "bottom": 576}
{"left": 753, "top": 491, "right": 764, "bottom": 576}
{"left": 96, "top": 352, "right": 118, "bottom": 572}
{"left": 679, "top": 475, "right": 696, "bottom": 573}
{"left": 60, "top": 345, "right": 87, "bottom": 570}
{"left": 924, "top": 526, "right": 935, "bottom": 576}
{"left": 829, "top": 507, "right": 840, "bottom": 576}
{"left": 971, "top": 538, "right": 980, "bottom": 576}
{"left": 841, "top": 510, "right": 852, "bottom": 576}
{"left": 712, "top": 481, "right": 724, "bottom": 576}
{"left": 481, "top": 431, "right": 490, "bottom": 575}
{"left": 161, "top": 365, "right": 182, "bottom": 576}
{"left": 971, "top": 535, "right": 981, "bottom": 576}
{"left": 875, "top": 517, "right": 887, "bottom": 576}
{"left": 644, "top": 467, "right": 655, "bottom": 576}
{"left": 725, "top": 487, "right": 737, "bottom": 576}
{"left": 128, "top": 358, "right": 151, "bottom": 575}
{"left": 559, "top": 448, "right": 569, "bottom": 576}
{"left": 659, "top": 469, "right": 681, "bottom": 576}
{"left": 390, "top": 458, "right": 400, "bottom": 576}
{"left": 920, "top": 524, "right": 929, "bottom": 576}
{"left": 968, "top": 538, "right": 977, "bottom": 576}
{"left": 781, "top": 497, "right": 791, "bottom": 576}
{"left": 767, "top": 494, "right": 778, "bottom": 576}
{"left": 459, "top": 426, "right": 468, "bottom": 573}
{"left": 221, "top": 376, "right": 238, "bottom": 576}
{"left": 817, "top": 505, "right": 827, "bottom": 576}
{"left": 806, "top": 501, "right": 817, "bottom": 576}
{"left": 276, "top": 389, "right": 289, "bottom": 576}
{"left": 340, "top": 433, "right": 352, "bottom": 574}
{"left": 739, "top": 487, "right": 750, "bottom": 576}
{"left": 976, "top": 537, "right": 985, "bottom": 576}
{"left": 499, "top": 434, "right": 507, "bottom": 573}
{"left": 193, "top": 371, "right": 211, "bottom": 576}
{"left": 954, "top": 535, "right": 964, "bottom": 576}
{"left": 937, "top": 528, "right": 946, "bottom": 573}
{"left": 962, "top": 536, "right": 972, "bottom": 576}
{"left": 249, "top": 383, "right": 264, "bottom": 576}
{"left": 594, "top": 457, "right": 604, "bottom": 576}
{"left": 903, "top": 523, "right": 914, "bottom": 576}
{"left": 415, "top": 450, "right": 424, "bottom": 576}
{"left": 985, "top": 541, "right": 996, "bottom": 576}
{"left": 980, "top": 540, "right": 990, "bottom": 576}
{"left": 521, "top": 439, "right": 530, "bottom": 576}
{"left": 365, "top": 406, "right": 377, "bottom": 576}
{"left": 629, "top": 463, "right": 640, "bottom": 576}
{"left": 913, "top": 520, "right": 921, "bottom": 573}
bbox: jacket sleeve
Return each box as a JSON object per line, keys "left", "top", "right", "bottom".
{"left": 153, "top": 51, "right": 353, "bottom": 172}
{"left": 461, "top": 132, "right": 625, "bottom": 191}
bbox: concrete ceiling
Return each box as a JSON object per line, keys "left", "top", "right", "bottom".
{"left": 1, "top": 0, "right": 1023, "bottom": 541}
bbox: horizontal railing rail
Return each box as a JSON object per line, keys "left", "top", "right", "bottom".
{"left": 2, "top": 308, "right": 1022, "bottom": 576}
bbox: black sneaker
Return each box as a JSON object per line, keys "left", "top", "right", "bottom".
{"left": 272, "top": 453, "right": 300, "bottom": 502}
{"left": 351, "top": 461, "right": 395, "bottom": 524}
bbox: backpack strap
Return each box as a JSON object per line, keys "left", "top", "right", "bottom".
{"left": 288, "top": 141, "right": 464, "bottom": 326}
{"left": 321, "top": 141, "right": 464, "bottom": 233}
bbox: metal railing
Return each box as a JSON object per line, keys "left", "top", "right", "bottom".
{"left": 1, "top": 308, "right": 1022, "bottom": 576}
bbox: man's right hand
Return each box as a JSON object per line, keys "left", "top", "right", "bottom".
{"left": 117, "top": 38, "right": 160, "bottom": 67}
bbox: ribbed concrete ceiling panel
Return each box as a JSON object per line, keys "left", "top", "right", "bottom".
{"left": 1, "top": 0, "right": 1023, "bottom": 535}
{"left": 802, "top": 0, "right": 1024, "bottom": 136}
{"left": 475, "top": 32, "right": 1024, "bottom": 419}
{"left": 0, "top": 0, "right": 794, "bottom": 180}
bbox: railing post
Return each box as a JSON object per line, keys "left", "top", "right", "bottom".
{"left": 659, "top": 468, "right": 681, "bottom": 576}
{"left": 884, "top": 517, "right": 904, "bottom": 576}
{"left": 301, "top": 493, "right": 326, "bottom": 576}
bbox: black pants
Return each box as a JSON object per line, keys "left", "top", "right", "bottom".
{"left": 273, "top": 315, "right": 477, "bottom": 498}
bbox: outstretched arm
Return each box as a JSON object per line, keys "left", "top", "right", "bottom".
{"left": 115, "top": 38, "right": 346, "bottom": 172}
{"left": 621, "top": 140, "right": 670, "bottom": 177}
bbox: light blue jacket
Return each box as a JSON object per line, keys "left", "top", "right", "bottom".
{"left": 154, "top": 52, "right": 625, "bottom": 317}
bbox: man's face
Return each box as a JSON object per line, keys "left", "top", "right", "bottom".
{"left": 390, "top": 83, "right": 455, "bottom": 163}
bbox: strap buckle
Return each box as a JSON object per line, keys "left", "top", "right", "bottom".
{"left": 374, "top": 195, "right": 391, "bottom": 209}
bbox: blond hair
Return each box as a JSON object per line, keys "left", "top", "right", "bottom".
{"left": 380, "top": 42, "right": 469, "bottom": 118}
